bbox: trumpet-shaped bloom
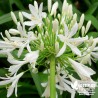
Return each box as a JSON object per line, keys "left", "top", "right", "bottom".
{"left": 0, "top": 72, "right": 24, "bottom": 97}
{"left": 56, "top": 23, "right": 88, "bottom": 57}
{"left": 68, "top": 58, "right": 95, "bottom": 79}
{"left": 22, "top": 1, "right": 46, "bottom": 29}
{"left": 7, "top": 50, "right": 39, "bottom": 75}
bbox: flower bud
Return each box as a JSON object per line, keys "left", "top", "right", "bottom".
{"left": 9, "top": 29, "right": 20, "bottom": 35}
{"left": 81, "top": 26, "right": 85, "bottom": 37}
{"left": 62, "top": 0, "right": 68, "bottom": 15}
{"left": 5, "top": 30, "right": 11, "bottom": 40}
{"left": 19, "top": 12, "right": 23, "bottom": 24}
{"left": 51, "top": 2, "right": 58, "bottom": 17}
{"left": 55, "top": 41, "right": 59, "bottom": 54}
{"left": 85, "top": 20, "right": 91, "bottom": 34}
{"left": 68, "top": 5, "right": 73, "bottom": 18}
{"left": 48, "top": 0, "right": 52, "bottom": 13}
{"left": 79, "top": 14, "right": 84, "bottom": 29}
{"left": 52, "top": 19, "right": 58, "bottom": 33}
{"left": 57, "top": 14, "right": 61, "bottom": 20}
{"left": 60, "top": 29, "right": 63, "bottom": 34}
{"left": 11, "top": 11, "right": 18, "bottom": 24}
{"left": 73, "top": 13, "right": 77, "bottom": 22}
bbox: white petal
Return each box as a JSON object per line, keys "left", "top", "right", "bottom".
{"left": 67, "top": 43, "right": 81, "bottom": 56}
{"left": 69, "top": 36, "right": 88, "bottom": 43}
{"left": 56, "top": 43, "right": 66, "bottom": 57}
{"left": 93, "top": 47, "right": 98, "bottom": 51}
{"left": 69, "top": 23, "right": 78, "bottom": 38}
{"left": 68, "top": 58, "right": 94, "bottom": 77}
{"left": 34, "top": 1, "right": 38, "bottom": 13}
{"left": 39, "top": 3, "right": 43, "bottom": 17}
{"left": 8, "top": 64, "right": 23, "bottom": 75}
{"left": 82, "top": 64, "right": 96, "bottom": 75}
{"left": 7, "top": 85, "right": 14, "bottom": 97}
{"left": 9, "top": 29, "right": 20, "bottom": 35}
{"left": 22, "top": 12, "right": 32, "bottom": 19}
{"left": 24, "top": 21, "right": 37, "bottom": 26}
{"left": 0, "top": 79, "right": 13, "bottom": 85}
{"left": 64, "top": 23, "right": 69, "bottom": 37}
{"left": 91, "top": 52, "right": 98, "bottom": 59}
{"left": 29, "top": 4, "right": 38, "bottom": 18}
{"left": 41, "top": 82, "right": 47, "bottom": 87}
{"left": 15, "top": 84, "right": 18, "bottom": 97}
{"left": 0, "top": 49, "right": 13, "bottom": 54}
{"left": 56, "top": 84, "right": 65, "bottom": 91}
{"left": 58, "top": 34, "right": 65, "bottom": 42}
{"left": 7, "top": 53, "right": 25, "bottom": 64}
{"left": 27, "top": 44, "right": 31, "bottom": 52}
{"left": 18, "top": 44, "right": 26, "bottom": 58}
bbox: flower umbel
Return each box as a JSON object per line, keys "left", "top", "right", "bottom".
{"left": 0, "top": 0, "right": 97, "bottom": 98}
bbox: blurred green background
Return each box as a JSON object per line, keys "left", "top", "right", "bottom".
{"left": 0, "top": 0, "right": 98, "bottom": 98}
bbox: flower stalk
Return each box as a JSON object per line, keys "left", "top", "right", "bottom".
{"left": 50, "top": 55, "right": 56, "bottom": 98}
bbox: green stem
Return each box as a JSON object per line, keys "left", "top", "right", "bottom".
{"left": 50, "top": 55, "right": 56, "bottom": 98}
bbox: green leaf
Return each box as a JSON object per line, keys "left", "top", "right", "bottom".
{"left": 0, "top": 54, "right": 6, "bottom": 58}
{"left": 28, "top": 65, "right": 44, "bottom": 98}
{"left": 0, "top": 68, "right": 7, "bottom": 77}
{"left": 85, "top": 2, "right": 98, "bottom": 15}
{"left": 84, "top": 0, "right": 91, "bottom": 7}
{"left": 85, "top": 14, "right": 98, "bottom": 31}
{"left": 87, "top": 32, "right": 98, "bottom": 38}
{"left": 9, "top": 0, "right": 25, "bottom": 10}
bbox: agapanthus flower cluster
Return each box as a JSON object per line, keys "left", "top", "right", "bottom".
{"left": 0, "top": 0, "right": 97, "bottom": 98}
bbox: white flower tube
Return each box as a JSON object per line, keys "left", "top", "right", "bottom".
{"left": 0, "top": 72, "right": 24, "bottom": 97}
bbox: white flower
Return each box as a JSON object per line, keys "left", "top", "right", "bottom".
{"left": 0, "top": 31, "right": 23, "bottom": 55}
{"left": 9, "top": 22, "right": 37, "bottom": 57}
{"left": 7, "top": 51, "right": 39, "bottom": 75}
{"left": 55, "top": 65, "right": 75, "bottom": 98}
{"left": 56, "top": 23, "right": 88, "bottom": 57}
{"left": 78, "top": 41, "right": 98, "bottom": 65}
{"left": 24, "top": 50, "right": 39, "bottom": 69}
{"left": 7, "top": 53, "right": 26, "bottom": 75}
{"left": 22, "top": 2, "right": 46, "bottom": 29}
{"left": 68, "top": 58, "right": 96, "bottom": 80}
{"left": 0, "top": 72, "right": 24, "bottom": 97}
